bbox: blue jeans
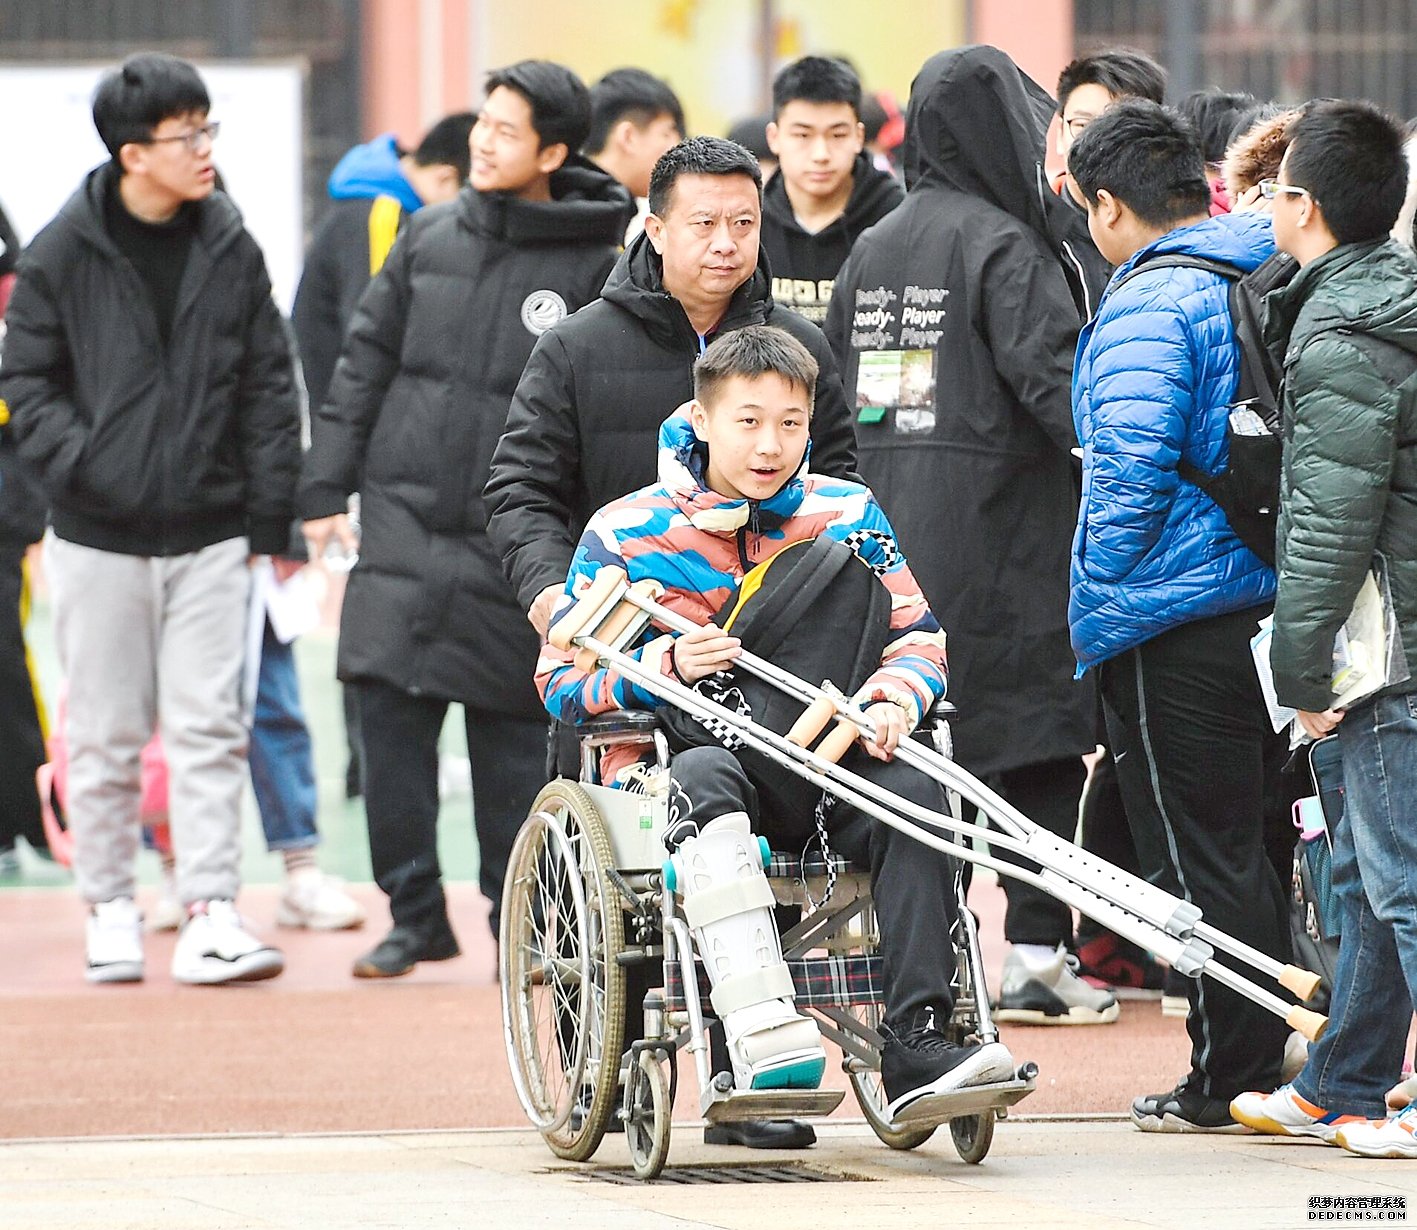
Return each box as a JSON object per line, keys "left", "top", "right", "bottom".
{"left": 249, "top": 621, "right": 319, "bottom": 851}
{"left": 1293, "top": 689, "right": 1417, "bottom": 1118}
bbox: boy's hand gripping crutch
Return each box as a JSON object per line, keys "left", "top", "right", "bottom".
{"left": 550, "top": 567, "right": 1328, "bottom": 1042}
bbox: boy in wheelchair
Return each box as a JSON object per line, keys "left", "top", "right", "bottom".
{"left": 537, "top": 325, "right": 1015, "bottom": 1120}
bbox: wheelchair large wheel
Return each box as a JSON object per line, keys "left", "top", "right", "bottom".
{"left": 500, "top": 781, "right": 626, "bottom": 1162}
{"left": 846, "top": 1000, "right": 936, "bottom": 1151}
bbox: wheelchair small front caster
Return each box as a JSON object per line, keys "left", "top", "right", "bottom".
{"left": 949, "top": 1111, "right": 994, "bottom": 1164}
{"left": 624, "top": 1050, "right": 672, "bottom": 1181}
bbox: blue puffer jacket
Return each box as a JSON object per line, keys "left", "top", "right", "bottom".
{"left": 1070, "top": 212, "right": 1277, "bottom": 671}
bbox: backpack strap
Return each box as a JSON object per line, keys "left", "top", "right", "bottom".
{"left": 367, "top": 195, "right": 403, "bottom": 277}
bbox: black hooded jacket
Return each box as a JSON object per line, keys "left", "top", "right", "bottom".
{"left": 484, "top": 229, "right": 859, "bottom": 614}
{"left": 761, "top": 153, "right": 904, "bottom": 324}
{"left": 1, "top": 163, "right": 300, "bottom": 556}
{"left": 824, "top": 45, "right": 1095, "bottom": 777}
{"left": 298, "top": 162, "right": 632, "bottom": 715}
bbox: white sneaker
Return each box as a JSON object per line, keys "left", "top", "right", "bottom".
{"left": 993, "top": 945, "right": 1120, "bottom": 1025}
{"left": 148, "top": 867, "right": 183, "bottom": 932}
{"left": 86, "top": 896, "right": 144, "bottom": 983}
{"left": 1230, "top": 1083, "right": 1366, "bottom": 1143}
{"left": 276, "top": 869, "right": 366, "bottom": 931}
{"left": 172, "top": 899, "right": 284, "bottom": 984}
{"left": 1337, "top": 1105, "right": 1417, "bottom": 1158}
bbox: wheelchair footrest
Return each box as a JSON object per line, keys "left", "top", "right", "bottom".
{"left": 889, "top": 1072, "right": 1036, "bottom": 1128}
{"left": 702, "top": 1088, "right": 846, "bottom": 1122}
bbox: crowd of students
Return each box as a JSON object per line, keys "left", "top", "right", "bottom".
{"left": 3, "top": 38, "right": 1417, "bottom": 1156}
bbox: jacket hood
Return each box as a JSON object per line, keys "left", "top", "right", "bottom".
{"left": 458, "top": 155, "right": 632, "bottom": 246}
{"left": 601, "top": 229, "right": 771, "bottom": 343}
{"left": 1269, "top": 239, "right": 1417, "bottom": 359}
{"left": 62, "top": 162, "right": 244, "bottom": 261}
{"left": 1112, "top": 210, "right": 1276, "bottom": 285}
{"left": 327, "top": 134, "right": 422, "bottom": 211}
{"left": 655, "top": 406, "right": 808, "bottom": 533}
{"left": 903, "top": 45, "right": 1106, "bottom": 319}
{"left": 762, "top": 152, "right": 903, "bottom": 236}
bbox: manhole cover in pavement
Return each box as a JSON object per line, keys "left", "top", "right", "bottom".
{"left": 570, "top": 1163, "right": 873, "bottom": 1186}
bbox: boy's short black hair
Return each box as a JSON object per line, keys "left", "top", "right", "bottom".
{"left": 1056, "top": 48, "right": 1167, "bottom": 112}
{"left": 771, "top": 56, "right": 862, "bottom": 119}
{"left": 695, "top": 325, "right": 818, "bottom": 411}
{"left": 1285, "top": 100, "right": 1409, "bottom": 245}
{"left": 1067, "top": 99, "right": 1211, "bottom": 229}
{"left": 585, "top": 68, "right": 684, "bottom": 155}
{"left": 484, "top": 60, "right": 591, "bottom": 152}
{"left": 1177, "top": 88, "right": 1257, "bottom": 164}
{"left": 92, "top": 52, "right": 210, "bottom": 163}
{"left": 413, "top": 112, "right": 475, "bottom": 181}
{"left": 648, "top": 135, "right": 762, "bottom": 217}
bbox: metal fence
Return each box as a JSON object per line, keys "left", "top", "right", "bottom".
{"left": 0, "top": 0, "right": 363, "bottom": 236}
{"left": 1076, "top": 0, "right": 1417, "bottom": 119}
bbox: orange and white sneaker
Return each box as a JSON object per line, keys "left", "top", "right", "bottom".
{"left": 1336, "top": 1104, "right": 1417, "bottom": 1159}
{"left": 1230, "top": 1085, "right": 1366, "bottom": 1143}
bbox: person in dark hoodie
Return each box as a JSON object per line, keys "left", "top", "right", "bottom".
{"left": 761, "top": 56, "right": 903, "bottom": 324}
{"left": 1, "top": 53, "right": 298, "bottom": 985}
{"left": 292, "top": 112, "right": 475, "bottom": 801}
{"left": 484, "top": 134, "right": 856, "bottom": 1152}
{"left": 825, "top": 45, "right": 1115, "bottom": 1028}
{"left": 300, "top": 61, "right": 632, "bottom": 978}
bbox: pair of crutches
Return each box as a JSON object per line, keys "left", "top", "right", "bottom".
{"left": 550, "top": 566, "right": 1329, "bottom": 1043}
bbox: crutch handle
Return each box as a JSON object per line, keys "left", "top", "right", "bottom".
{"left": 1286, "top": 1005, "right": 1328, "bottom": 1042}
{"left": 785, "top": 695, "right": 837, "bottom": 747}
{"left": 549, "top": 566, "right": 628, "bottom": 650}
{"left": 815, "top": 717, "right": 861, "bottom": 764}
{"left": 1277, "top": 964, "right": 1323, "bottom": 1002}
{"left": 570, "top": 580, "right": 664, "bottom": 672}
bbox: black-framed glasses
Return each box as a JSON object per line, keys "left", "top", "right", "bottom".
{"left": 1064, "top": 115, "right": 1095, "bottom": 137}
{"left": 1259, "top": 178, "right": 1309, "bottom": 202}
{"left": 144, "top": 121, "right": 221, "bottom": 152}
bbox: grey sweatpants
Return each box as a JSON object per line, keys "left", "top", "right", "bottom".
{"left": 47, "top": 534, "right": 251, "bottom": 906}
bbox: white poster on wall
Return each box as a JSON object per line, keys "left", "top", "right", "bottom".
{"left": 0, "top": 61, "right": 304, "bottom": 312}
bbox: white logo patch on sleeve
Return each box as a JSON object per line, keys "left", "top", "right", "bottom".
{"left": 520, "top": 288, "right": 568, "bottom": 335}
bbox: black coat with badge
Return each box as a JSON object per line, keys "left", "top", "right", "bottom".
{"left": 484, "top": 231, "right": 859, "bottom": 614}
{"left": 825, "top": 46, "right": 1095, "bottom": 777}
{"left": 298, "top": 161, "right": 632, "bottom": 716}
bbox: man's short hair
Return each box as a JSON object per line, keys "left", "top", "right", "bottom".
{"left": 413, "top": 112, "right": 475, "bottom": 181}
{"left": 695, "top": 325, "right": 818, "bottom": 411}
{"left": 1178, "top": 88, "right": 1257, "bottom": 164}
{"left": 1067, "top": 99, "right": 1211, "bottom": 229}
{"left": 648, "top": 135, "right": 762, "bottom": 217}
{"left": 92, "top": 52, "right": 210, "bottom": 162}
{"left": 1056, "top": 48, "right": 1166, "bottom": 112}
{"left": 484, "top": 60, "right": 591, "bottom": 152}
{"left": 771, "top": 56, "right": 862, "bottom": 119}
{"left": 585, "top": 68, "right": 684, "bottom": 156}
{"left": 1286, "top": 100, "right": 1409, "bottom": 245}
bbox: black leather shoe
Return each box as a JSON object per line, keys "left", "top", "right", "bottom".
{"left": 703, "top": 1119, "right": 817, "bottom": 1149}
{"left": 352, "top": 923, "right": 460, "bottom": 978}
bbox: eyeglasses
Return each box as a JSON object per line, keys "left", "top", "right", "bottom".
{"left": 1064, "top": 115, "right": 1095, "bottom": 137}
{"left": 144, "top": 121, "right": 221, "bottom": 152}
{"left": 1258, "top": 178, "right": 1310, "bottom": 202}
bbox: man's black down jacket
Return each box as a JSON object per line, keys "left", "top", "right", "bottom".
{"left": 1, "top": 164, "right": 300, "bottom": 556}
{"left": 484, "top": 231, "right": 859, "bottom": 612}
{"left": 299, "top": 165, "right": 632, "bottom": 717}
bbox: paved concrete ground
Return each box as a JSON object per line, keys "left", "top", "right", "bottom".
{"left": 4, "top": 1120, "right": 1416, "bottom": 1230}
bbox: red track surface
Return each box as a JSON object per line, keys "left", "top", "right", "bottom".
{"left": 1, "top": 876, "right": 1192, "bottom": 1139}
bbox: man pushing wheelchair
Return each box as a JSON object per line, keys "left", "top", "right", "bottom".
{"left": 536, "top": 325, "right": 1016, "bottom": 1119}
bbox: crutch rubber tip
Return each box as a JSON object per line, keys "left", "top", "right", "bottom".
{"left": 1277, "top": 964, "right": 1323, "bottom": 1002}
{"left": 785, "top": 696, "right": 836, "bottom": 747}
{"left": 1286, "top": 1005, "right": 1328, "bottom": 1042}
{"left": 815, "top": 718, "right": 860, "bottom": 764}
{"left": 548, "top": 565, "right": 627, "bottom": 650}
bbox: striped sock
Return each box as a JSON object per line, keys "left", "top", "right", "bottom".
{"left": 282, "top": 847, "right": 319, "bottom": 877}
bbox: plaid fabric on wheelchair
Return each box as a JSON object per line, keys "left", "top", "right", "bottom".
{"left": 664, "top": 953, "right": 883, "bottom": 1013}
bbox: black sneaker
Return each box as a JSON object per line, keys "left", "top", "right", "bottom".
{"left": 1130, "top": 1080, "right": 1251, "bottom": 1134}
{"left": 352, "top": 922, "right": 460, "bottom": 978}
{"left": 880, "top": 1009, "right": 1015, "bottom": 1119}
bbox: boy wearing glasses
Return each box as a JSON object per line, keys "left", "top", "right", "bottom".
{"left": 1, "top": 53, "right": 299, "bottom": 985}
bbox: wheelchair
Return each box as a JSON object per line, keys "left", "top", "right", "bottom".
{"left": 500, "top": 565, "right": 1331, "bottom": 1181}
{"left": 499, "top": 706, "right": 1036, "bottom": 1180}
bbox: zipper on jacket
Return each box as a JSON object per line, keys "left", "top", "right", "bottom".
{"left": 736, "top": 502, "right": 762, "bottom": 573}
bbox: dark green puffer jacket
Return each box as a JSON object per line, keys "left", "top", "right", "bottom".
{"left": 1266, "top": 239, "right": 1417, "bottom": 712}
